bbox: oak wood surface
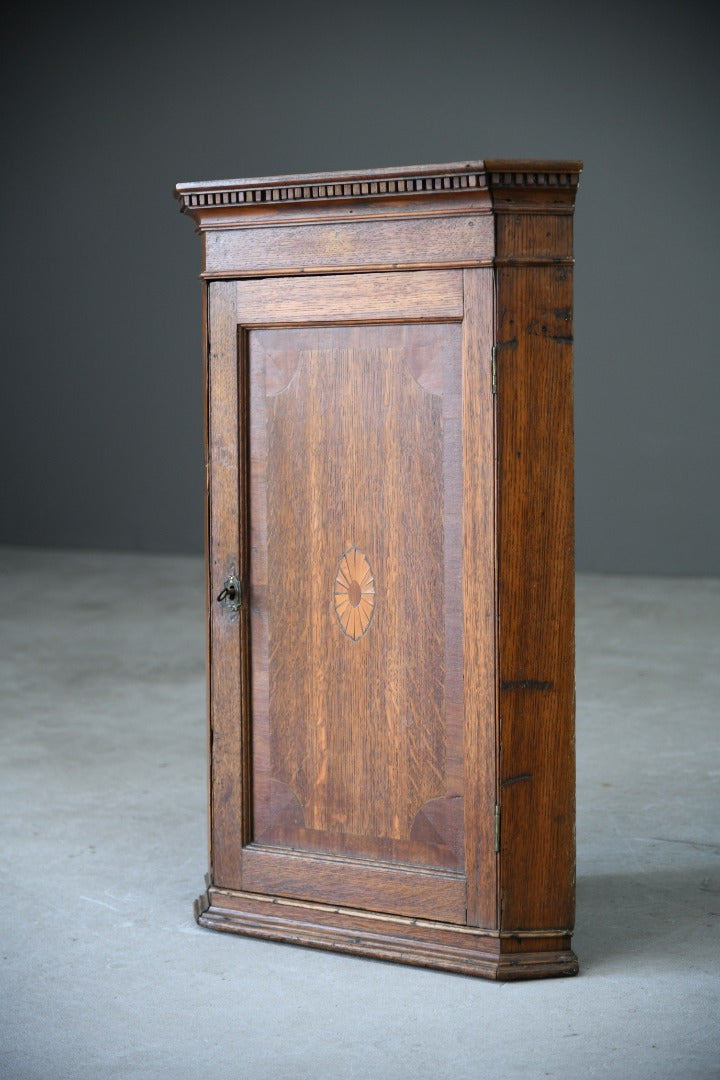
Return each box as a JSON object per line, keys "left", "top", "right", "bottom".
{"left": 254, "top": 335, "right": 454, "bottom": 851}
{"left": 207, "top": 282, "right": 245, "bottom": 888}
{"left": 460, "top": 268, "right": 498, "bottom": 927}
{"left": 183, "top": 160, "right": 581, "bottom": 979}
{"left": 203, "top": 215, "right": 494, "bottom": 278}
{"left": 196, "top": 886, "right": 577, "bottom": 980}
{"left": 176, "top": 160, "right": 579, "bottom": 231}
{"left": 235, "top": 270, "right": 463, "bottom": 325}
{"left": 240, "top": 847, "right": 466, "bottom": 923}
{"left": 243, "top": 276, "right": 471, "bottom": 920}
{"left": 495, "top": 262, "right": 576, "bottom": 932}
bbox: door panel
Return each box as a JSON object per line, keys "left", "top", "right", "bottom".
{"left": 208, "top": 270, "right": 496, "bottom": 924}
{"left": 249, "top": 324, "right": 462, "bottom": 875}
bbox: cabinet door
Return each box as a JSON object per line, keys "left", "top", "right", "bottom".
{"left": 207, "top": 270, "right": 497, "bottom": 927}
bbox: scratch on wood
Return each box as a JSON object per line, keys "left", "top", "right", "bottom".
{"left": 500, "top": 679, "right": 554, "bottom": 691}
{"left": 502, "top": 773, "right": 532, "bottom": 788}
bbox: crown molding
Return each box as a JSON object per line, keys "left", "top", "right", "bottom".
{"left": 175, "top": 160, "right": 582, "bottom": 230}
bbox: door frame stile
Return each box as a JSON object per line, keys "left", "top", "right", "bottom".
{"left": 461, "top": 267, "right": 499, "bottom": 929}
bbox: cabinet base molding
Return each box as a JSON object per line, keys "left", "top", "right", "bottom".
{"left": 195, "top": 883, "right": 578, "bottom": 981}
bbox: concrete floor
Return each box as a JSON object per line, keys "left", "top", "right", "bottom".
{"left": 1, "top": 546, "right": 718, "bottom": 1080}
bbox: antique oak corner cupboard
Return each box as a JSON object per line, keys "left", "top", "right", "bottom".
{"left": 175, "top": 160, "right": 582, "bottom": 980}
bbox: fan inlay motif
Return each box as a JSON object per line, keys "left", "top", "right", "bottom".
{"left": 334, "top": 547, "right": 376, "bottom": 641}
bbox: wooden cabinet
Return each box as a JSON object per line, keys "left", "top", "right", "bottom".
{"left": 175, "top": 160, "right": 581, "bottom": 980}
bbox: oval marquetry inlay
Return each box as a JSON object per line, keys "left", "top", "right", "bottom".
{"left": 334, "top": 547, "right": 375, "bottom": 641}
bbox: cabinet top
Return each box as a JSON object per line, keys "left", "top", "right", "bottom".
{"left": 175, "top": 160, "right": 582, "bottom": 231}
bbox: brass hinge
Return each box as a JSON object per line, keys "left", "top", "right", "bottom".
{"left": 494, "top": 803, "right": 501, "bottom": 853}
{"left": 491, "top": 345, "right": 497, "bottom": 395}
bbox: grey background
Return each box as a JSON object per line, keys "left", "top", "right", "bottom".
{"left": 2, "top": 0, "right": 718, "bottom": 574}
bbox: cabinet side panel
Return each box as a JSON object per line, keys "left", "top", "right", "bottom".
{"left": 208, "top": 283, "right": 247, "bottom": 889}
{"left": 496, "top": 263, "right": 575, "bottom": 932}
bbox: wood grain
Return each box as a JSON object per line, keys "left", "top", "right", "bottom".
{"left": 249, "top": 315, "right": 465, "bottom": 894}
{"left": 197, "top": 886, "right": 578, "bottom": 980}
{"left": 461, "top": 268, "right": 498, "bottom": 928}
{"left": 264, "top": 342, "right": 446, "bottom": 842}
{"left": 240, "top": 846, "right": 466, "bottom": 923}
{"left": 495, "top": 261, "right": 576, "bottom": 933}
{"left": 236, "top": 270, "right": 463, "bottom": 325}
{"left": 204, "top": 215, "right": 494, "bottom": 277}
{"left": 176, "top": 160, "right": 580, "bottom": 234}
{"left": 207, "top": 282, "right": 246, "bottom": 888}
{"left": 184, "top": 161, "right": 581, "bottom": 978}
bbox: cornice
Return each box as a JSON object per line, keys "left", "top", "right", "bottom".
{"left": 484, "top": 160, "right": 582, "bottom": 191}
{"left": 176, "top": 161, "right": 488, "bottom": 215}
{"left": 484, "top": 160, "right": 582, "bottom": 215}
{"left": 175, "top": 160, "right": 582, "bottom": 229}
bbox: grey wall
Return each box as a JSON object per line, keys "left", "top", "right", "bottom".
{"left": 2, "top": 1, "right": 718, "bottom": 574}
